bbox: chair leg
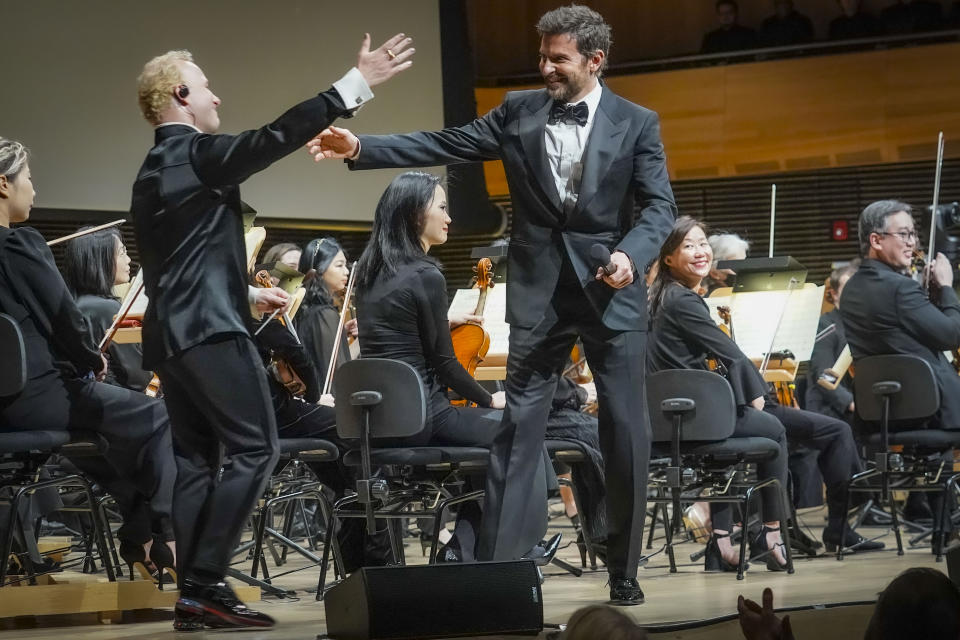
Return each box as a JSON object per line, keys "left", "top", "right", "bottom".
{"left": 663, "top": 502, "right": 677, "bottom": 574}
{"left": 738, "top": 492, "right": 753, "bottom": 581}
{"left": 778, "top": 482, "right": 795, "bottom": 575}
{"left": 316, "top": 512, "right": 338, "bottom": 601}
{"left": 0, "top": 490, "right": 21, "bottom": 588}
{"left": 885, "top": 474, "right": 904, "bottom": 556}
{"left": 646, "top": 502, "right": 659, "bottom": 550}
{"left": 837, "top": 481, "right": 854, "bottom": 561}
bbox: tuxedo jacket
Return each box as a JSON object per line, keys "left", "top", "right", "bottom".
{"left": 351, "top": 86, "right": 677, "bottom": 331}
{"left": 840, "top": 258, "right": 960, "bottom": 429}
{"left": 130, "top": 90, "right": 351, "bottom": 368}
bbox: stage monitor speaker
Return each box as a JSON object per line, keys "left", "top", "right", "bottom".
{"left": 323, "top": 560, "right": 543, "bottom": 639}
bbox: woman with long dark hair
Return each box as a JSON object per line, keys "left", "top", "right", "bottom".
{"left": 295, "top": 237, "right": 353, "bottom": 389}
{"left": 0, "top": 137, "right": 176, "bottom": 584}
{"left": 647, "top": 215, "right": 789, "bottom": 572}
{"left": 355, "top": 171, "right": 506, "bottom": 561}
{"left": 63, "top": 228, "right": 152, "bottom": 391}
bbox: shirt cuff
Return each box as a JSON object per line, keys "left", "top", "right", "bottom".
{"left": 333, "top": 67, "right": 374, "bottom": 112}
{"left": 248, "top": 285, "right": 260, "bottom": 306}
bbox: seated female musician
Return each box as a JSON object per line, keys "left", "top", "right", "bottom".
{"left": 648, "top": 216, "right": 791, "bottom": 571}
{"left": 0, "top": 138, "right": 176, "bottom": 582}
{"left": 63, "top": 227, "right": 153, "bottom": 392}
{"left": 354, "top": 171, "right": 507, "bottom": 562}
{"left": 295, "top": 237, "right": 355, "bottom": 386}
{"left": 262, "top": 242, "right": 302, "bottom": 272}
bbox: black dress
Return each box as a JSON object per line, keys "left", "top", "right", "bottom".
{"left": 0, "top": 226, "right": 175, "bottom": 544}
{"left": 648, "top": 283, "right": 788, "bottom": 529}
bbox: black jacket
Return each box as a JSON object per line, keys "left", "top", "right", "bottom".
{"left": 130, "top": 89, "right": 352, "bottom": 368}
{"left": 805, "top": 309, "right": 854, "bottom": 421}
{"left": 648, "top": 283, "right": 767, "bottom": 408}
{"left": 0, "top": 227, "right": 102, "bottom": 381}
{"left": 350, "top": 85, "right": 676, "bottom": 332}
{"left": 840, "top": 258, "right": 960, "bottom": 429}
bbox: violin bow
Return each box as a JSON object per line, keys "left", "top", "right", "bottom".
{"left": 47, "top": 219, "right": 125, "bottom": 247}
{"left": 322, "top": 261, "right": 358, "bottom": 396}
{"left": 925, "top": 131, "right": 945, "bottom": 293}
{"left": 98, "top": 272, "right": 144, "bottom": 352}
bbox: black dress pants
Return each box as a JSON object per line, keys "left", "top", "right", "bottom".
{"left": 158, "top": 336, "right": 279, "bottom": 583}
{"left": 710, "top": 407, "right": 789, "bottom": 531}
{"left": 764, "top": 403, "right": 862, "bottom": 522}
{"left": 0, "top": 371, "right": 174, "bottom": 542}
{"left": 477, "top": 279, "right": 650, "bottom": 579}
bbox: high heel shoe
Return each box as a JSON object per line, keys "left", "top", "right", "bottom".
{"left": 149, "top": 541, "right": 177, "bottom": 591}
{"left": 703, "top": 532, "right": 749, "bottom": 573}
{"left": 575, "top": 531, "right": 599, "bottom": 570}
{"left": 119, "top": 540, "right": 156, "bottom": 583}
{"left": 522, "top": 533, "right": 562, "bottom": 567}
{"left": 749, "top": 525, "right": 787, "bottom": 572}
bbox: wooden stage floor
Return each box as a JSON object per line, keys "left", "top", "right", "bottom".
{"left": 0, "top": 505, "right": 945, "bottom": 639}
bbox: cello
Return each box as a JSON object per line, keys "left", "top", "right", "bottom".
{"left": 450, "top": 258, "right": 494, "bottom": 407}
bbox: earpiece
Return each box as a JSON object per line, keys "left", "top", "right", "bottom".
{"left": 175, "top": 85, "right": 190, "bottom": 103}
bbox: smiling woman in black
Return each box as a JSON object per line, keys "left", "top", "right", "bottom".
{"left": 354, "top": 172, "right": 505, "bottom": 561}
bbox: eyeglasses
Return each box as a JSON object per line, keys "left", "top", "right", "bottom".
{"left": 879, "top": 230, "right": 918, "bottom": 243}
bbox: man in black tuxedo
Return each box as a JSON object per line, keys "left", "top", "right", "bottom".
{"left": 309, "top": 5, "right": 676, "bottom": 604}
{"left": 130, "top": 37, "right": 413, "bottom": 630}
{"left": 841, "top": 199, "right": 960, "bottom": 430}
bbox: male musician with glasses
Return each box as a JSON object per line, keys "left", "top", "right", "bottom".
{"left": 840, "top": 199, "right": 960, "bottom": 432}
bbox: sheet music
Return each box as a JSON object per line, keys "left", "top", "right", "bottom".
{"left": 704, "top": 283, "right": 824, "bottom": 362}
{"left": 449, "top": 284, "right": 510, "bottom": 356}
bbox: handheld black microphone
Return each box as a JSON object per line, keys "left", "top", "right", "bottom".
{"left": 590, "top": 243, "right": 616, "bottom": 276}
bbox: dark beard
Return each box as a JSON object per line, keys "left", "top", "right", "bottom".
{"left": 544, "top": 77, "right": 583, "bottom": 103}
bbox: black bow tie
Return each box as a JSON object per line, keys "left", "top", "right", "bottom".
{"left": 548, "top": 101, "right": 588, "bottom": 127}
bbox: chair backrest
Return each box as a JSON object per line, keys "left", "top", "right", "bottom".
{"left": 854, "top": 354, "right": 939, "bottom": 422}
{"left": 0, "top": 313, "right": 26, "bottom": 397}
{"left": 646, "top": 369, "right": 736, "bottom": 443}
{"left": 335, "top": 358, "right": 427, "bottom": 440}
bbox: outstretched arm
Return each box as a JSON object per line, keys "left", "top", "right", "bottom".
{"left": 193, "top": 33, "right": 414, "bottom": 188}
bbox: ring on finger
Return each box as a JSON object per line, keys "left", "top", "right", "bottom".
{"left": 386, "top": 49, "right": 396, "bottom": 60}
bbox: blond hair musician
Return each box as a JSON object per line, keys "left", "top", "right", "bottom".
{"left": 129, "top": 37, "right": 413, "bottom": 631}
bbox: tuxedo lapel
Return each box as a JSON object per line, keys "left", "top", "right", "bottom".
{"left": 574, "top": 88, "right": 629, "bottom": 217}
{"left": 518, "top": 95, "right": 563, "bottom": 212}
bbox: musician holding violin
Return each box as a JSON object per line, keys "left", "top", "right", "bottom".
{"left": 0, "top": 137, "right": 178, "bottom": 585}
{"left": 63, "top": 227, "right": 154, "bottom": 392}
{"left": 354, "top": 172, "right": 509, "bottom": 562}
{"left": 295, "top": 237, "right": 355, "bottom": 387}
{"left": 841, "top": 200, "right": 960, "bottom": 432}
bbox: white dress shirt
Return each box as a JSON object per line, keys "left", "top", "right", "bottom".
{"left": 544, "top": 80, "right": 603, "bottom": 214}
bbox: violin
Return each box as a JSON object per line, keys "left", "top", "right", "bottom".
{"left": 254, "top": 269, "right": 307, "bottom": 397}
{"left": 450, "top": 258, "right": 494, "bottom": 407}
{"left": 97, "top": 274, "right": 163, "bottom": 397}
{"left": 322, "top": 262, "right": 358, "bottom": 395}
{"left": 707, "top": 306, "right": 733, "bottom": 377}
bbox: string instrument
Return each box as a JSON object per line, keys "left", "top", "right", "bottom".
{"left": 450, "top": 258, "right": 494, "bottom": 407}
{"left": 97, "top": 275, "right": 163, "bottom": 397}
{"left": 254, "top": 270, "right": 306, "bottom": 397}
{"left": 322, "top": 262, "right": 358, "bottom": 396}
{"left": 757, "top": 278, "right": 800, "bottom": 408}
{"left": 563, "top": 342, "right": 592, "bottom": 384}
{"left": 818, "top": 344, "right": 853, "bottom": 390}
{"left": 706, "top": 306, "right": 733, "bottom": 377}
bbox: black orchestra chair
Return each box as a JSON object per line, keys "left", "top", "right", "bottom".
{"left": 228, "top": 437, "right": 342, "bottom": 598}
{"left": 0, "top": 312, "right": 115, "bottom": 587}
{"left": 316, "top": 358, "right": 489, "bottom": 599}
{"left": 837, "top": 354, "right": 960, "bottom": 561}
{"left": 646, "top": 369, "right": 795, "bottom": 580}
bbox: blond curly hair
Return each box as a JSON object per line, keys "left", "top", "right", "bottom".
{"left": 0, "top": 138, "right": 29, "bottom": 179}
{"left": 137, "top": 50, "right": 193, "bottom": 125}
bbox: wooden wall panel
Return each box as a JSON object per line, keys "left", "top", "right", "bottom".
{"left": 476, "top": 42, "right": 960, "bottom": 195}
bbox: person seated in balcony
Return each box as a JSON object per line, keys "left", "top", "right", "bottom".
{"left": 702, "top": 0, "right": 760, "bottom": 54}
{"left": 760, "top": 0, "right": 815, "bottom": 47}
{"left": 829, "top": 0, "right": 882, "bottom": 40}
{"left": 881, "top": 0, "right": 945, "bottom": 34}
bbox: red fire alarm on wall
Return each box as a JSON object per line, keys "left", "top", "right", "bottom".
{"left": 832, "top": 220, "right": 849, "bottom": 241}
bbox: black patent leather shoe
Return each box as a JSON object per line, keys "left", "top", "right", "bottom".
{"left": 175, "top": 578, "right": 275, "bottom": 631}
{"left": 522, "top": 533, "right": 562, "bottom": 567}
{"left": 609, "top": 577, "right": 644, "bottom": 606}
{"left": 822, "top": 527, "right": 885, "bottom": 553}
